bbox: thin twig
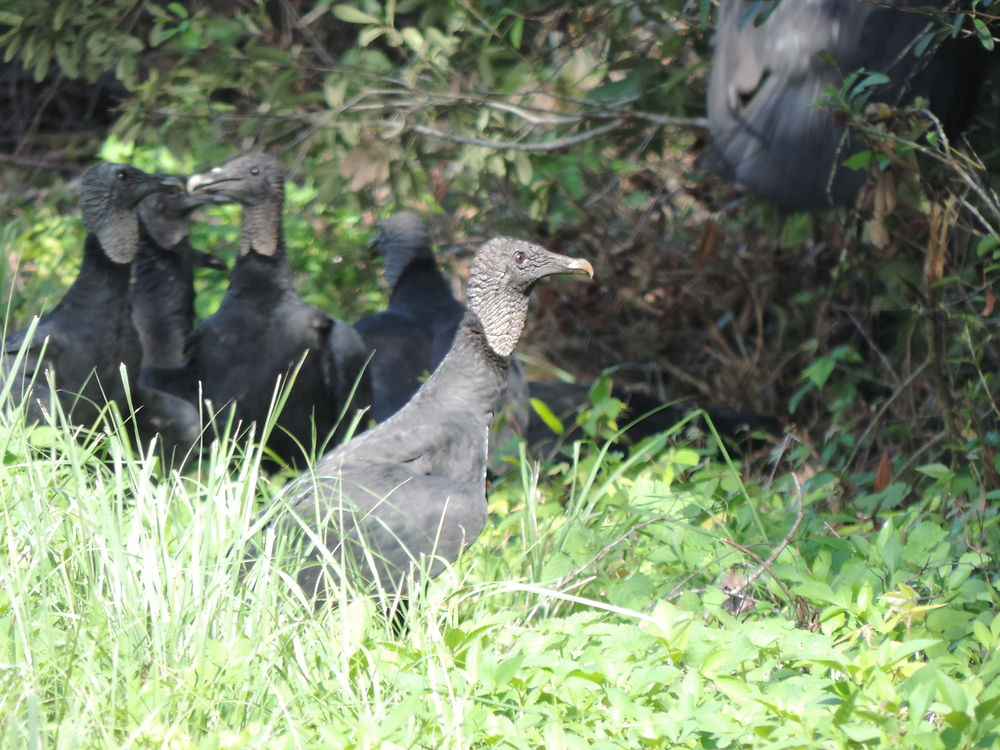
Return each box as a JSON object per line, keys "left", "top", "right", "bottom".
{"left": 846, "top": 360, "right": 929, "bottom": 471}
{"left": 405, "top": 120, "right": 623, "bottom": 151}
{"left": 279, "top": 0, "right": 338, "bottom": 68}
{"left": 554, "top": 516, "right": 667, "bottom": 591}
{"left": 722, "top": 474, "right": 805, "bottom": 605}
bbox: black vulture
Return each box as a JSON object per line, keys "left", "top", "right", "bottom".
{"left": 132, "top": 191, "right": 226, "bottom": 370}
{"left": 184, "top": 153, "right": 369, "bottom": 465}
{"left": 2, "top": 163, "right": 181, "bottom": 426}
{"left": 130, "top": 191, "right": 227, "bottom": 466}
{"left": 353, "top": 211, "right": 465, "bottom": 421}
{"left": 254, "top": 237, "right": 594, "bottom": 605}
{"left": 354, "top": 211, "right": 531, "bottom": 457}
{"left": 704, "top": 0, "right": 983, "bottom": 209}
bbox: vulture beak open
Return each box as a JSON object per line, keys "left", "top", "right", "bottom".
{"left": 173, "top": 191, "right": 232, "bottom": 212}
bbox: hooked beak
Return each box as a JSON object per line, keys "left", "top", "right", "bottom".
{"left": 129, "top": 173, "right": 185, "bottom": 207}
{"left": 561, "top": 257, "right": 595, "bottom": 279}
{"left": 539, "top": 251, "right": 595, "bottom": 280}
{"left": 186, "top": 169, "right": 233, "bottom": 194}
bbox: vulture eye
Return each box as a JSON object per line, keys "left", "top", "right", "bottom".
{"left": 250, "top": 166, "right": 260, "bottom": 176}
{"left": 513, "top": 250, "right": 526, "bottom": 265}
{"left": 115, "top": 168, "right": 128, "bottom": 181}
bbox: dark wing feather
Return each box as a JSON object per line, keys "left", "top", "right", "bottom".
{"left": 353, "top": 311, "right": 435, "bottom": 422}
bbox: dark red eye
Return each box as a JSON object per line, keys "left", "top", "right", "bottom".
{"left": 513, "top": 250, "right": 526, "bottom": 265}
{"left": 116, "top": 168, "right": 128, "bottom": 181}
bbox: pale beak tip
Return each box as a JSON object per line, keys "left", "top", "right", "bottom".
{"left": 570, "top": 258, "right": 595, "bottom": 279}
{"left": 186, "top": 174, "right": 208, "bottom": 194}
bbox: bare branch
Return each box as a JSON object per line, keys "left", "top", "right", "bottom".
{"left": 403, "top": 120, "right": 624, "bottom": 151}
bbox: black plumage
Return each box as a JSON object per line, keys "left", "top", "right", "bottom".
{"left": 130, "top": 191, "right": 227, "bottom": 466}
{"left": 354, "top": 212, "right": 531, "bottom": 455}
{"left": 704, "top": 0, "right": 983, "bottom": 209}
{"left": 255, "top": 237, "right": 594, "bottom": 604}
{"left": 353, "top": 212, "right": 464, "bottom": 422}
{"left": 132, "top": 191, "right": 226, "bottom": 370}
{"left": 2, "top": 163, "right": 181, "bottom": 426}
{"left": 184, "top": 153, "right": 368, "bottom": 464}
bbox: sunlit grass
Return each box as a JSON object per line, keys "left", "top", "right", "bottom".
{"left": 1, "top": 378, "right": 998, "bottom": 748}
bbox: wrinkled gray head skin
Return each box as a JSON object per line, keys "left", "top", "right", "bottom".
{"left": 187, "top": 153, "right": 286, "bottom": 256}
{"left": 372, "top": 211, "right": 434, "bottom": 291}
{"left": 138, "top": 191, "right": 224, "bottom": 251}
{"left": 186, "top": 153, "right": 285, "bottom": 205}
{"left": 466, "top": 237, "right": 594, "bottom": 356}
{"left": 79, "top": 163, "right": 182, "bottom": 263}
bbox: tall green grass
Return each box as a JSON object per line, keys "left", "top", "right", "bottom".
{"left": 1, "top": 369, "right": 997, "bottom": 748}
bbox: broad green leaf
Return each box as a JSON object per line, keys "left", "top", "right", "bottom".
{"left": 509, "top": 16, "right": 524, "bottom": 49}
{"left": 333, "top": 5, "right": 380, "bottom": 25}
{"left": 842, "top": 150, "right": 872, "bottom": 170}
{"left": 973, "top": 17, "right": 995, "bottom": 50}
{"left": 670, "top": 448, "right": 700, "bottom": 467}
{"left": 916, "top": 463, "right": 953, "bottom": 480}
{"left": 885, "top": 639, "right": 942, "bottom": 667}
{"left": 401, "top": 26, "right": 423, "bottom": 52}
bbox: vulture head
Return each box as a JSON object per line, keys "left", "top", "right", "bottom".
{"left": 186, "top": 153, "right": 286, "bottom": 257}
{"left": 186, "top": 153, "right": 285, "bottom": 206}
{"left": 371, "top": 211, "right": 434, "bottom": 290}
{"left": 466, "top": 237, "right": 594, "bottom": 356}
{"left": 79, "top": 162, "right": 184, "bottom": 264}
{"left": 138, "top": 191, "right": 227, "bottom": 259}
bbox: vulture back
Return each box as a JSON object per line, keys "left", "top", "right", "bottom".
{"left": 704, "top": 0, "right": 984, "bottom": 209}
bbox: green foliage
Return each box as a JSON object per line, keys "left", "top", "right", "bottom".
{"left": 0, "top": 0, "right": 146, "bottom": 82}
{"left": 2, "top": 0, "right": 711, "bottom": 227}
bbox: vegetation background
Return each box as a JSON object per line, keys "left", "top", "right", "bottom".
{"left": 0, "top": 1, "right": 998, "bottom": 747}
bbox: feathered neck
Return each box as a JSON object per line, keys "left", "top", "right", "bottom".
{"left": 384, "top": 243, "right": 435, "bottom": 290}
{"left": 61, "top": 233, "right": 134, "bottom": 308}
{"left": 406, "top": 310, "right": 511, "bottom": 418}
{"left": 390, "top": 257, "right": 455, "bottom": 307}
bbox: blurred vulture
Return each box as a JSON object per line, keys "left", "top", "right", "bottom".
{"left": 353, "top": 211, "right": 465, "bottom": 422}
{"left": 132, "top": 191, "right": 226, "bottom": 370}
{"left": 524, "top": 379, "right": 783, "bottom": 460}
{"left": 131, "top": 190, "right": 227, "bottom": 465}
{"left": 704, "top": 0, "right": 984, "bottom": 209}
